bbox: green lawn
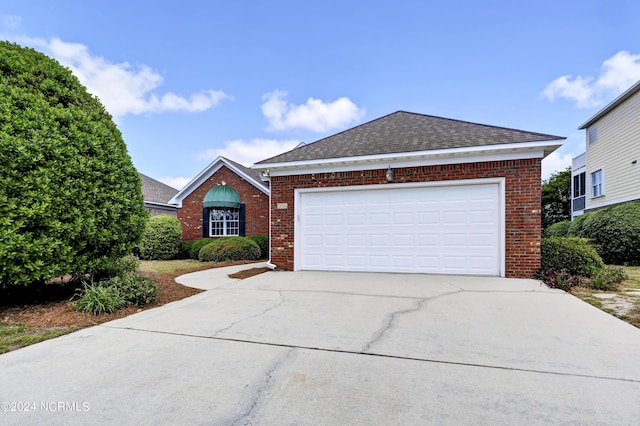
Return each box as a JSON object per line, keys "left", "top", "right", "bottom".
{"left": 622, "top": 266, "right": 640, "bottom": 289}
{"left": 0, "top": 323, "right": 77, "bottom": 354}
{"left": 138, "top": 259, "right": 210, "bottom": 275}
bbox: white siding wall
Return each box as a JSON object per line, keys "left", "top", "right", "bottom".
{"left": 586, "top": 90, "right": 640, "bottom": 210}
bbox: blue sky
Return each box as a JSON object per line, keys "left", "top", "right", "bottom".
{"left": 3, "top": 0, "right": 640, "bottom": 188}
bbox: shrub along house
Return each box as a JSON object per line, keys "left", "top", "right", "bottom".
{"left": 253, "top": 111, "right": 564, "bottom": 278}
{"left": 169, "top": 156, "right": 269, "bottom": 241}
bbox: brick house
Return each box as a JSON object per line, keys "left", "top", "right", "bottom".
{"left": 169, "top": 157, "right": 269, "bottom": 241}
{"left": 254, "top": 111, "right": 564, "bottom": 278}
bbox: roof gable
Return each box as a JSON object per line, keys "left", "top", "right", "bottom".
{"left": 255, "top": 111, "right": 564, "bottom": 165}
{"left": 139, "top": 173, "right": 179, "bottom": 204}
{"left": 169, "top": 156, "right": 269, "bottom": 207}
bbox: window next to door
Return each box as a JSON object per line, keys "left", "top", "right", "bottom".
{"left": 591, "top": 169, "right": 604, "bottom": 198}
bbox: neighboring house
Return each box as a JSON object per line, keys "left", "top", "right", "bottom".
{"left": 572, "top": 80, "right": 640, "bottom": 219}
{"left": 139, "top": 173, "right": 179, "bottom": 217}
{"left": 169, "top": 156, "right": 269, "bottom": 241}
{"left": 254, "top": 111, "right": 564, "bottom": 278}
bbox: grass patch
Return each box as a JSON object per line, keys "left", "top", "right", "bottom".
{"left": 0, "top": 323, "right": 76, "bottom": 354}
{"left": 138, "top": 259, "right": 210, "bottom": 274}
{"left": 621, "top": 266, "right": 640, "bottom": 289}
{"left": 581, "top": 297, "right": 603, "bottom": 308}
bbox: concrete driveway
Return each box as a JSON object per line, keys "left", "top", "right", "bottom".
{"left": 1, "top": 265, "right": 640, "bottom": 425}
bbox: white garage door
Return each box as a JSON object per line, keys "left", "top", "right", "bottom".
{"left": 297, "top": 182, "right": 502, "bottom": 276}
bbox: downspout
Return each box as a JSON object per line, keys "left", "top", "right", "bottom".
{"left": 264, "top": 170, "right": 277, "bottom": 270}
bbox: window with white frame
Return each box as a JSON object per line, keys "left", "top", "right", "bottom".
{"left": 209, "top": 208, "right": 239, "bottom": 236}
{"left": 573, "top": 172, "right": 586, "bottom": 198}
{"left": 588, "top": 125, "right": 598, "bottom": 145}
{"left": 591, "top": 169, "right": 603, "bottom": 197}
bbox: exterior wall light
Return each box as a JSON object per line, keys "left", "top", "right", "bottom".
{"left": 386, "top": 166, "right": 394, "bottom": 182}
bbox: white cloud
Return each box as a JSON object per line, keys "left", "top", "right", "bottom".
{"left": 542, "top": 51, "right": 640, "bottom": 108}
{"left": 197, "top": 138, "right": 301, "bottom": 166}
{"left": 158, "top": 176, "right": 191, "bottom": 191}
{"left": 15, "top": 36, "right": 231, "bottom": 118}
{"left": 2, "top": 15, "right": 22, "bottom": 29}
{"left": 541, "top": 133, "right": 585, "bottom": 180}
{"left": 261, "top": 90, "right": 364, "bottom": 132}
{"left": 542, "top": 150, "right": 574, "bottom": 181}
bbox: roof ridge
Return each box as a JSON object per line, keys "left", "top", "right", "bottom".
{"left": 254, "top": 110, "right": 564, "bottom": 166}
{"left": 255, "top": 112, "right": 400, "bottom": 164}
{"left": 394, "top": 110, "right": 562, "bottom": 139}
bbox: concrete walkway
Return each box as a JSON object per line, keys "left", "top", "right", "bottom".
{"left": 1, "top": 266, "right": 639, "bottom": 425}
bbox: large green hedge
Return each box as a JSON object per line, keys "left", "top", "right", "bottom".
{"left": 139, "top": 215, "right": 182, "bottom": 260}
{"left": 577, "top": 202, "right": 640, "bottom": 265}
{"left": 0, "top": 41, "right": 147, "bottom": 286}
{"left": 543, "top": 220, "right": 571, "bottom": 238}
{"left": 540, "top": 237, "right": 604, "bottom": 277}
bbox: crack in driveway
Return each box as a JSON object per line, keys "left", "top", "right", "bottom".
{"left": 213, "top": 290, "right": 287, "bottom": 337}
{"left": 362, "top": 289, "right": 463, "bottom": 353}
{"left": 230, "top": 347, "right": 294, "bottom": 426}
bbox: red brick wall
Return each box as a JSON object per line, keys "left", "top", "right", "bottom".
{"left": 270, "top": 159, "right": 542, "bottom": 278}
{"left": 178, "top": 166, "right": 269, "bottom": 241}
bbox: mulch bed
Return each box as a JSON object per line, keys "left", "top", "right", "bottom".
{"left": 0, "top": 261, "right": 269, "bottom": 329}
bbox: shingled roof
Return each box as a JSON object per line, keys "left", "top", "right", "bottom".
{"left": 256, "top": 111, "right": 564, "bottom": 165}
{"left": 222, "top": 157, "right": 269, "bottom": 189}
{"left": 139, "top": 173, "right": 179, "bottom": 204}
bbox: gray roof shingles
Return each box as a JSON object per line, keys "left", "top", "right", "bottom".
{"left": 139, "top": 173, "right": 179, "bottom": 204}
{"left": 222, "top": 157, "right": 269, "bottom": 188}
{"left": 256, "top": 111, "right": 564, "bottom": 165}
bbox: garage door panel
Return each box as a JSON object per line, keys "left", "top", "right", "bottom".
{"left": 298, "top": 183, "right": 501, "bottom": 275}
{"left": 392, "top": 234, "right": 415, "bottom": 247}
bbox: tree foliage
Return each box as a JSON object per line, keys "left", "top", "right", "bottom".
{"left": 0, "top": 41, "right": 147, "bottom": 286}
{"left": 542, "top": 167, "right": 571, "bottom": 229}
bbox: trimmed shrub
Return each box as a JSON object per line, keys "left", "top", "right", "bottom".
{"left": 189, "top": 238, "right": 216, "bottom": 260}
{"left": 94, "top": 254, "right": 140, "bottom": 281}
{"left": 198, "top": 237, "right": 261, "bottom": 262}
{"left": 73, "top": 283, "right": 126, "bottom": 315}
{"left": 579, "top": 202, "right": 640, "bottom": 265}
{"left": 588, "top": 266, "right": 628, "bottom": 291}
{"left": 179, "top": 241, "right": 194, "bottom": 260}
{"left": 540, "top": 237, "right": 604, "bottom": 277}
{"left": 107, "top": 272, "right": 159, "bottom": 305}
{"left": 567, "top": 213, "right": 589, "bottom": 237}
{"left": 0, "top": 41, "right": 147, "bottom": 287}
{"left": 248, "top": 235, "right": 269, "bottom": 259}
{"left": 543, "top": 220, "right": 571, "bottom": 238}
{"left": 139, "top": 215, "right": 182, "bottom": 260}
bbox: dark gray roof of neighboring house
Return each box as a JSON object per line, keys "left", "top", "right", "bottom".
{"left": 579, "top": 79, "right": 640, "bottom": 129}
{"left": 255, "top": 111, "right": 564, "bottom": 165}
{"left": 139, "top": 173, "right": 179, "bottom": 204}
{"left": 223, "top": 157, "right": 269, "bottom": 188}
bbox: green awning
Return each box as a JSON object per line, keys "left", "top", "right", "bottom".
{"left": 203, "top": 184, "right": 240, "bottom": 208}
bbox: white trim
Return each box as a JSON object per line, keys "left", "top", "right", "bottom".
{"left": 589, "top": 168, "right": 605, "bottom": 198}
{"left": 169, "top": 157, "right": 269, "bottom": 207}
{"left": 253, "top": 140, "right": 563, "bottom": 173}
{"left": 293, "top": 178, "right": 506, "bottom": 277}
{"left": 269, "top": 150, "right": 547, "bottom": 177}
{"left": 144, "top": 200, "right": 178, "bottom": 209}
{"left": 585, "top": 194, "right": 640, "bottom": 211}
